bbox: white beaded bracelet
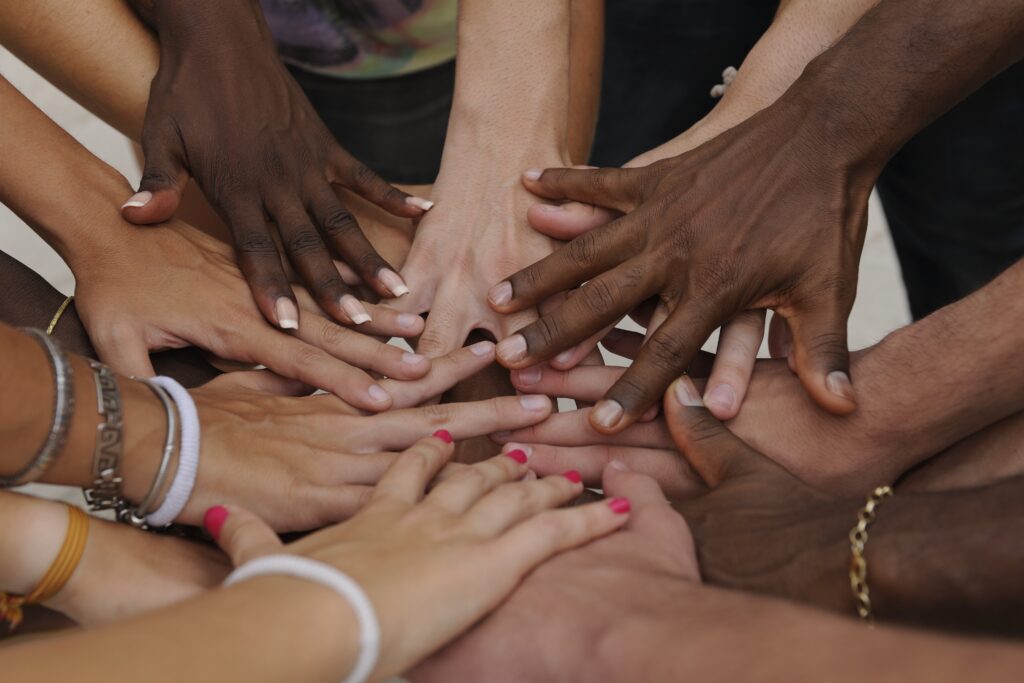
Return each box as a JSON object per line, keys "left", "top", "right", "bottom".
{"left": 146, "top": 376, "right": 200, "bottom": 527}
{"left": 224, "top": 555, "right": 380, "bottom": 683}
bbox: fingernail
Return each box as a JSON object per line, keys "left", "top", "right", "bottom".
{"left": 608, "top": 497, "right": 631, "bottom": 514}
{"left": 340, "top": 295, "right": 372, "bottom": 325}
{"left": 368, "top": 383, "right": 390, "bottom": 403}
{"left": 203, "top": 505, "right": 229, "bottom": 541}
{"left": 274, "top": 297, "right": 299, "bottom": 330}
{"left": 505, "top": 449, "right": 529, "bottom": 464}
{"left": 405, "top": 196, "right": 434, "bottom": 211}
{"left": 497, "top": 334, "right": 528, "bottom": 363}
{"left": 515, "top": 366, "right": 543, "bottom": 386}
{"left": 378, "top": 269, "right": 410, "bottom": 297}
{"left": 609, "top": 460, "right": 629, "bottom": 472}
{"left": 537, "top": 203, "right": 564, "bottom": 212}
{"left": 674, "top": 377, "right": 703, "bottom": 407}
{"left": 433, "top": 429, "right": 453, "bottom": 444}
{"left": 519, "top": 394, "right": 549, "bottom": 411}
{"left": 553, "top": 348, "right": 575, "bottom": 366}
{"left": 121, "top": 190, "right": 152, "bottom": 209}
{"left": 563, "top": 470, "right": 582, "bottom": 483}
{"left": 469, "top": 341, "right": 495, "bottom": 357}
{"left": 703, "top": 383, "right": 735, "bottom": 413}
{"left": 488, "top": 281, "right": 513, "bottom": 307}
{"left": 402, "top": 352, "right": 427, "bottom": 366}
{"left": 503, "top": 443, "right": 533, "bottom": 457}
{"left": 826, "top": 371, "right": 855, "bottom": 403}
{"left": 523, "top": 168, "right": 543, "bottom": 181}
{"left": 397, "top": 313, "right": 421, "bottom": 330}
{"left": 591, "top": 400, "right": 624, "bottom": 429}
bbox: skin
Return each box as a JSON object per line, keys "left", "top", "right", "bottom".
{"left": 1, "top": 436, "right": 632, "bottom": 681}
{"left": 489, "top": 0, "right": 1024, "bottom": 433}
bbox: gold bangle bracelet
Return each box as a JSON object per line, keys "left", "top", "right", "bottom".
{"left": 45, "top": 295, "right": 75, "bottom": 336}
{"left": 0, "top": 504, "right": 90, "bottom": 631}
{"left": 849, "top": 485, "right": 893, "bottom": 624}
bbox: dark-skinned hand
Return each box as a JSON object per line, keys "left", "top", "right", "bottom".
{"left": 490, "top": 94, "right": 876, "bottom": 433}
{"left": 121, "top": 0, "right": 433, "bottom": 329}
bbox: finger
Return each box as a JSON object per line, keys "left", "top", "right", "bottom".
{"left": 702, "top": 310, "right": 765, "bottom": 420}
{"left": 416, "top": 301, "right": 469, "bottom": 359}
{"left": 122, "top": 127, "right": 189, "bottom": 224}
{"left": 488, "top": 218, "right": 640, "bottom": 314}
{"left": 294, "top": 286, "right": 424, "bottom": 338}
{"left": 382, "top": 341, "right": 495, "bottom": 408}
{"left": 493, "top": 408, "right": 671, "bottom": 450}
{"left": 333, "top": 154, "right": 430, "bottom": 218}
{"left": 767, "top": 310, "right": 793, "bottom": 359}
{"left": 467, "top": 471, "right": 586, "bottom": 536}
{"left": 225, "top": 204, "right": 298, "bottom": 330}
{"left": 372, "top": 432, "right": 455, "bottom": 505}
{"left": 788, "top": 299, "right": 857, "bottom": 415}
{"left": 361, "top": 395, "right": 553, "bottom": 451}
{"left": 521, "top": 165, "right": 649, "bottom": 212}
{"left": 594, "top": 302, "right": 718, "bottom": 433}
{"left": 426, "top": 452, "right": 531, "bottom": 514}
{"left": 201, "top": 369, "right": 313, "bottom": 396}
{"left": 496, "top": 259, "right": 658, "bottom": 368}
{"left": 204, "top": 505, "right": 282, "bottom": 566}
{"left": 601, "top": 327, "right": 645, "bottom": 360}
{"left": 526, "top": 201, "right": 620, "bottom": 240}
{"left": 548, "top": 320, "right": 615, "bottom": 371}
{"left": 511, "top": 364, "right": 623, "bottom": 402}
{"left": 664, "top": 376, "right": 766, "bottom": 487}
{"left": 295, "top": 313, "right": 429, "bottom": 380}
{"left": 92, "top": 327, "right": 156, "bottom": 378}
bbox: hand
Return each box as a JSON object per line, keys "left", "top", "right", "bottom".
{"left": 490, "top": 94, "right": 876, "bottom": 432}
{"left": 73, "top": 219, "right": 428, "bottom": 411}
{"left": 409, "top": 462, "right": 698, "bottom": 682}
{"left": 208, "top": 434, "right": 631, "bottom": 681}
{"left": 121, "top": 0, "right": 432, "bottom": 327}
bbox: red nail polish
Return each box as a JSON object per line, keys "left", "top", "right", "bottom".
{"left": 203, "top": 505, "right": 229, "bottom": 541}
{"left": 504, "top": 449, "right": 528, "bottom": 464}
{"left": 608, "top": 497, "right": 631, "bottom": 515}
{"left": 563, "top": 470, "right": 582, "bottom": 484}
{"left": 433, "top": 429, "right": 453, "bottom": 444}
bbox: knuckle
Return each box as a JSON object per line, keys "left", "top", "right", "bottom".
{"left": 534, "top": 509, "right": 574, "bottom": 540}
{"left": 285, "top": 227, "right": 325, "bottom": 256}
{"left": 317, "top": 320, "right": 350, "bottom": 349}
{"left": 579, "top": 278, "right": 619, "bottom": 316}
{"left": 349, "top": 162, "right": 380, "bottom": 189}
{"left": 322, "top": 209, "right": 360, "bottom": 240}
{"left": 420, "top": 402, "right": 456, "bottom": 426}
{"left": 496, "top": 482, "right": 532, "bottom": 508}
{"left": 645, "top": 332, "right": 684, "bottom": 373}
{"left": 532, "top": 316, "right": 564, "bottom": 349}
{"left": 567, "top": 233, "right": 599, "bottom": 269}
{"left": 234, "top": 231, "right": 278, "bottom": 255}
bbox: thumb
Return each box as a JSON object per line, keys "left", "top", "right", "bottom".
{"left": 203, "top": 505, "right": 283, "bottom": 567}
{"left": 122, "top": 130, "right": 190, "bottom": 224}
{"left": 664, "top": 377, "right": 765, "bottom": 487}
{"left": 787, "top": 300, "right": 856, "bottom": 415}
{"left": 526, "top": 201, "right": 620, "bottom": 241}
{"left": 521, "top": 165, "right": 648, "bottom": 213}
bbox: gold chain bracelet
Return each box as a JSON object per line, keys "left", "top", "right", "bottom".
{"left": 45, "top": 295, "right": 75, "bottom": 336}
{"left": 849, "top": 485, "right": 893, "bottom": 623}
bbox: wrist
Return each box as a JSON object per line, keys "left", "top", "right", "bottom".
{"left": 0, "top": 493, "right": 68, "bottom": 596}
{"left": 153, "top": 0, "right": 272, "bottom": 52}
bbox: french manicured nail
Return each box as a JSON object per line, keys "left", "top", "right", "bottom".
{"left": 609, "top": 460, "right": 629, "bottom": 472}
{"left": 503, "top": 443, "right": 533, "bottom": 457}
{"left": 553, "top": 348, "right": 575, "bottom": 366}
{"left": 378, "top": 269, "right": 410, "bottom": 297}
{"left": 515, "top": 366, "right": 543, "bottom": 386}
{"left": 563, "top": 470, "right": 582, "bottom": 483}
{"left": 406, "top": 196, "right": 434, "bottom": 211}
{"left": 519, "top": 395, "right": 549, "bottom": 412}
{"left": 469, "top": 341, "right": 495, "bottom": 357}
{"left": 826, "top": 371, "right": 855, "bottom": 403}
{"left": 367, "top": 384, "right": 390, "bottom": 403}
{"left": 537, "top": 203, "right": 564, "bottom": 213}
{"left": 674, "top": 377, "right": 703, "bottom": 407}
{"left": 203, "top": 505, "right": 229, "bottom": 541}
{"left": 505, "top": 449, "right": 529, "bottom": 464}
{"left": 591, "top": 400, "right": 624, "bottom": 429}
{"left": 497, "top": 334, "right": 528, "bottom": 363}
{"left": 703, "top": 383, "right": 735, "bottom": 413}
{"left": 488, "top": 281, "right": 513, "bottom": 307}
{"left": 433, "top": 429, "right": 453, "bottom": 444}
{"left": 397, "top": 314, "right": 421, "bottom": 330}
{"left": 274, "top": 297, "right": 299, "bottom": 330}
{"left": 608, "top": 497, "right": 631, "bottom": 514}
{"left": 121, "top": 190, "right": 152, "bottom": 209}
{"left": 401, "top": 352, "right": 427, "bottom": 366}
{"left": 340, "top": 295, "right": 372, "bottom": 325}
{"left": 523, "top": 168, "right": 543, "bottom": 181}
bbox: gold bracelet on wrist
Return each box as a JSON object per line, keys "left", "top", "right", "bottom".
{"left": 45, "top": 295, "right": 75, "bottom": 336}
{"left": 849, "top": 484, "right": 893, "bottom": 624}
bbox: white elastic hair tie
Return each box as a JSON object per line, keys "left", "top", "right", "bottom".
{"left": 224, "top": 555, "right": 380, "bottom": 683}
{"left": 146, "top": 376, "right": 200, "bottom": 527}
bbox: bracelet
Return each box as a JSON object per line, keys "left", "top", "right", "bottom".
{"left": 118, "top": 380, "right": 179, "bottom": 529}
{"left": 1, "top": 504, "right": 90, "bottom": 631}
{"left": 225, "top": 555, "right": 380, "bottom": 683}
{"left": 1, "top": 329, "right": 75, "bottom": 488}
{"left": 849, "top": 484, "right": 893, "bottom": 623}
{"left": 146, "top": 377, "right": 199, "bottom": 528}
{"left": 82, "top": 360, "right": 125, "bottom": 512}
{"left": 45, "top": 295, "right": 75, "bottom": 336}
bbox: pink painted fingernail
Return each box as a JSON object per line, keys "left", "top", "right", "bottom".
{"left": 405, "top": 196, "right": 434, "bottom": 211}
{"left": 368, "top": 384, "right": 390, "bottom": 403}
{"left": 378, "top": 269, "right": 410, "bottom": 297}
{"left": 674, "top": 377, "right": 703, "bottom": 407}
{"left": 519, "top": 395, "right": 549, "bottom": 411}
{"left": 523, "top": 168, "right": 543, "bottom": 181}
{"left": 203, "top": 505, "right": 229, "bottom": 541}
{"left": 608, "top": 497, "right": 631, "bottom": 514}
{"left": 274, "top": 297, "right": 299, "bottom": 330}
{"left": 591, "top": 400, "right": 624, "bottom": 429}
{"left": 497, "top": 334, "right": 528, "bottom": 363}
{"left": 515, "top": 366, "right": 543, "bottom": 386}
{"left": 121, "top": 190, "right": 152, "bottom": 209}
{"left": 340, "top": 295, "right": 372, "bottom": 325}
{"left": 563, "top": 470, "right": 582, "bottom": 483}
{"left": 433, "top": 429, "right": 453, "bottom": 444}
{"left": 505, "top": 449, "right": 529, "bottom": 464}
{"left": 703, "top": 383, "right": 735, "bottom": 414}
{"left": 503, "top": 443, "right": 533, "bottom": 457}
{"left": 469, "top": 341, "right": 495, "bottom": 357}
{"left": 402, "top": 352, "right": 427, "bottom": 366}
{"left": 488, "top": 281, "right": 513, "bottom": 307}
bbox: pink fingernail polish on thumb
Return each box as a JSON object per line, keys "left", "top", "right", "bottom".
{"left": 204, "top": 506, "right": 229, "bottom": 541}
{"left": 608, "top": 498, "right": 631, "bottom": 515}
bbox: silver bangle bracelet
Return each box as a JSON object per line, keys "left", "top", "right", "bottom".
{"left": 118, "top": 380, "right": 178, "bottom": 529}
{"left": 82, "top": 360, "right": 125, "bottom": 511}
{"left": 1, "top": 328, "right": 75, "bottom": 488}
